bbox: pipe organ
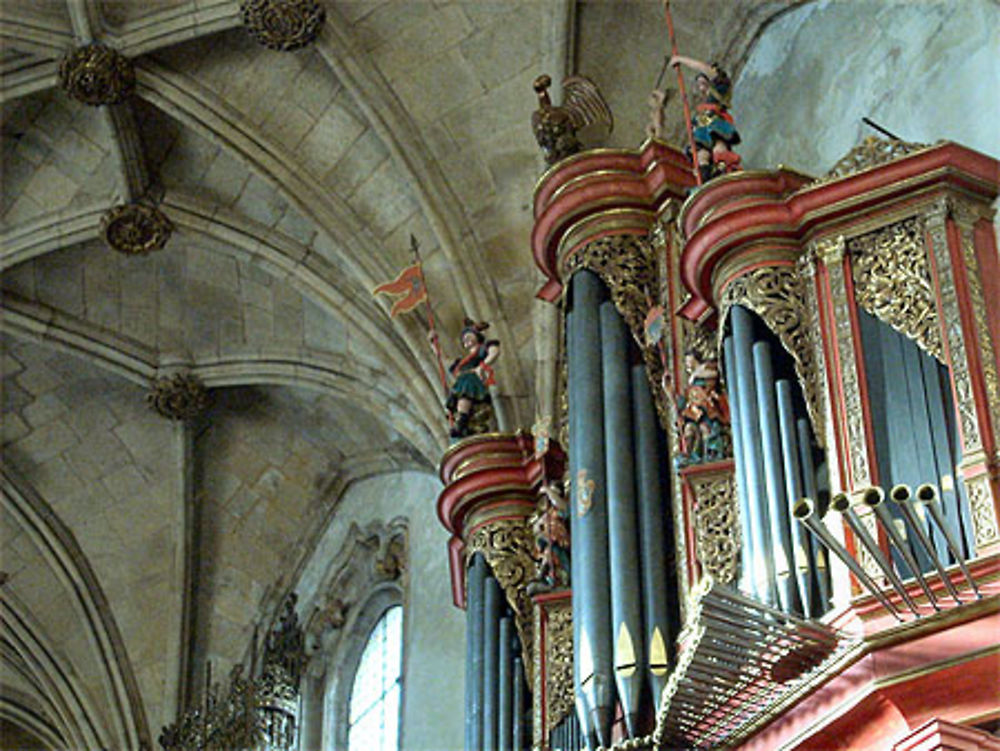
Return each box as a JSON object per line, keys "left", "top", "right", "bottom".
{"left": 438, "top": 137, "right": 1000, "bottom": 750}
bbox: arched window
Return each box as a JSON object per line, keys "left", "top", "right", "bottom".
{"left": 346, "top": 605, "right": 403, "bottom": 751}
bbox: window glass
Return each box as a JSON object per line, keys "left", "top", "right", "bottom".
{"left": 347, "top": 605, "right": 402, "bottom": 751}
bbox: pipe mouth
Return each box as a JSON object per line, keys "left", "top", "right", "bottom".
{"left": 890, "top": 484, "right": 911, "bottom": 503}
{"left": 861, "top": 486, "right": 884, "bottom": 507}
{"left": 831, "top": 492, "right": 850, "bottom": 513}
{"left": 915, "top": 483, "right": 937, "bottom": 504}
{"left": 793, "top": 497, "right": 815, "bottom": 519}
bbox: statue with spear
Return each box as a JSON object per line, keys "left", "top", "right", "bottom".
{"left": 372, "top": 236, "right": 500, "bottom": 440}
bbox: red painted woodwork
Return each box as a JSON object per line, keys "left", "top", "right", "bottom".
{"left": 893, "top": 718, "right": 1000, "bottom": 751}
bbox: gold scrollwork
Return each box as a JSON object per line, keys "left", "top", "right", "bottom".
{"left": 467, "top": 519, "right": 536, "bottom": 675}
{"left": 924, "top": 202, "right": 982, "bottom": 452}
{"left": 719, "top": 266, "right": 825, "bottom": 448}
{"left": 967, "top": 475, "right": 999, "bottom": 549}
{"left": 821, "top": 238, "right": 872, "bottom": 488}
{"left": 817, "top": 136, "right": 930, "bottom": 184}
{"left": 849, "top": 217, "right": 943, "bottom": 361}
{"left": 545, "top": 600, "right": 574, "bottom": 734}
{"left": 689, "top": 471, "right": 739, "bottom": 584}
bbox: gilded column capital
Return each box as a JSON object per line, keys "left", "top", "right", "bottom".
{"left": 812, "top": 234, "right": 846, "bottom": 266}
{"left": 240, "top": 0, "right": 326, "bottom": 51}
{"left": 58, "top": 44, "right": 134, "bottom": 106}
{"left": 101, "top": 203, "right": 173, "bottom": 256}
{"left": 147, "top": 373, "right": 210, "bottom": 421}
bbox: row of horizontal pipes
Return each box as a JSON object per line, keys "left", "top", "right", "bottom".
{"left": 465, "top": 553, "right": 527, "bottom": 751}
{"left": 566, "top": 270, "right": 675, "bottom": 748}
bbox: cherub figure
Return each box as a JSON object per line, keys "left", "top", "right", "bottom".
{"left": 664, "top": 350, "right": 731, "bottom": 466}
{"left": 431, "top": 318, "right": 500, "bottom": 439}
{"left": 528, "top": 481, "right": 571, "bottom": 593}
{"left": 669, "top": 55, "right": 742, "bottom": 183}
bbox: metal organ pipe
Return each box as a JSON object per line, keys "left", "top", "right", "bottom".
{"left": 512, "top": 653, "right": 525, "bottom": 751}
{"left": 796, "top": 418, "right": 831, "bottom": 612}
{"left": 631, "top": 362, "right": 672, "bottom": 704}
{"left": 752, "top": 340, "right": 801, "bottom": 614}
{"left": 861, "top": 486, "right": 940, "bottom": 610}
{"left": 723, "top": 335, "right": 757, "bottom": 600}
{"left": 730, "top": 306, "right": 778, "bottom": 606}
{"left": 483, "top": 576, "right": 502, "bottom": 751}
{"left": 775, "top": 380, "right": 814, "bottom": 616}
{"left": 890, "top": 485, "right": 963, "bottom": 604}
{"left": 498, "top": 616, "right": 513, "bottom": 751}
{"left": 915, "top": 484, "right": 980, "bottom": 597}
{"left": 567, "top": 270, "right": 613, "bottom": 748}
{"left": 465, "top": 553, "right": 487, "bottom": 751}
{"left": 793, "top": 497, "right": 903, "bottom": 619}
{"left": 831, "top": 493, "right": 919, "bottom": 614}
{"left": 600, "top": 301, "right": 644, "bottom": 737}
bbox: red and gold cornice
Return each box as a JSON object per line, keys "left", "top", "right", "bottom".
{"left": 677, "top": 142, "right": 1000, "bottom": 323}
{"left": 532, "top": 139, "right": 695, "bottom": 301}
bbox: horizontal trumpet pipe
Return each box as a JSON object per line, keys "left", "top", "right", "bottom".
{"left": 861, "top": 486, "right": 940, "bottom": 610}
{"left": 915, "top": 483, "right": 980, "bottom": 598}
{"left": 891, "top": 484, "right": 963, "bottom": 604}
{"left": 793, "top": 497, "right": 903, "bottom": 620}
{"left": 832, "top": 492, "right": 920, "bottom": 615}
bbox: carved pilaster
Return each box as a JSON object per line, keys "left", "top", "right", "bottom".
{"left": 718, "top": 265, "right": 825, "bottom": 449}
{"left": 102, "top": 203, "right": 173, "bottom": 256}
{"left": 816, "top": 235, "right": 873, "bottom": 489}
{"left": 58, "top": 44, "right": 134, "bottom": 105}
{"left": 849, "top": 216, "right": 943, "bottom": 362}
{"left": 240, "top": 0, "right": 325, "bottom": 51}
{"left": 147, "top": 373, "right": 210, "bottom": 421}
{"left": 687, "top": 467, "right": 739, "bottom": 585}
{"left": 967, "top": 473, "right": 1000, "bottom": 549}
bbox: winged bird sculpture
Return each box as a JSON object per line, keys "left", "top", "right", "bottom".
{"left": 531, "top": 74, "right": 613, "bottom": 166}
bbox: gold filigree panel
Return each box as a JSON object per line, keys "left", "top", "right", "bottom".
{"left": 546, "top": 601, "right": 574, "bottom": 737}
{"left": 467, "top": 519, "right": 536, "bottom": 676}
{"left": 819, "top": 136, "right": 930, "bottom": 184}
{"left": 689, "top": 470, "right": 738, "bottom": 585}
{"left": 719, "top": 265, "right": 825, "bottom": 448}
{"left": 849, "top": 217, "right": 943, "bottom": 361}
{"left": 967, "top": 475, "right": 1000, "bottom": 549}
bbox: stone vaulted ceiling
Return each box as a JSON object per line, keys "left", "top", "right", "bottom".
{"left": 0, "top": 1, "right": 789, "bottom": 747}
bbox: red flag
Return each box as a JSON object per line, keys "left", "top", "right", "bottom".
{"left": 372, "top": 263, "right": 427, "bottom": 317}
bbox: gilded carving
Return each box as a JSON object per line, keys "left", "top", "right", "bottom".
{"left": 545, "top": 600, "right": 574, "bottom": 734}
{"left": 101, "top": 203, "right": 173, "bottom": 256}
{"left": 797, "top": 250, "right": 833, "bottom": 452}
{"left": 819, "top": 135, "right": 930, "bottom": 183}
{"left": 924, "top": 202, "right": 982, "bottom": 451}
{"left": 820, "top": 236, "right": 872, "bottom": 488}
{"left": 689, "top": 471, "right": 739, "bottom": 584}
{"left": 967, "top": 476, "right": 999, "bottom": 549}
{"left": 58, "top": 44, "right": 134, "bottom": 105}
{"left": 467, "top": 519, "right": 536, "bottom": 674}
{"left": 849, "top": 217, "right": 943, "bottom": 361}
{"left": 719, "top": 265, "right": 825, "bottom": 447}
{"left": 240, "top": 0, "right": 325, "bottom": 51}
{"left": 147, "top": 373, "right": 210, "bottom": 421}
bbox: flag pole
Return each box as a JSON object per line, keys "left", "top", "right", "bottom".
{"left": 663, "top": 0, "right": 702, "bottom": 186}
{"left": 410, "top": 235, "right": 450, "bottom": 400}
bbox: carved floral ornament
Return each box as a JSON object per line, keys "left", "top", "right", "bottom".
{"left": 101, "top": 203, "right": 173, "bottom": 256}
{"left": 58, "top": 44, "right": 135, "bottom": 105}
{"left": 689, "top": 470, "right": 739, "bottom": 585}
{"left": 817, "top": 135, "right": 931, "bottom": 184}
{"left": 147, "top": 373, "right": 210, "bottom": 421}
{"left": 240, "top": 0, "right": 326, "bottom": 51}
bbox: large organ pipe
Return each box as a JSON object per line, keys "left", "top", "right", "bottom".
{"left": 793, "top": 498, "right": 903, "bottom": 619}
{"left": 752, "top": 341, "right": 800, "bottom": 612}
{"left": 775, "top": 380, "right": 814, "bottom": 616}
{"left": 890, "top": 485, "right": 963, "bottom": 604}
{"left": 915, "top": 484, "right": 980, "bottom": 597}
{"left": 483, "top": 576, "right": 502, "bottom": 751}
{"left": 730, "top": 306, "right": 778, "bottom": 605}
{"left": 861, "top": 487, "right": 940, "bottom": 610}
{"left": 831, "top": 493, "right": 919, "bottom": 614}
{"left": 723, "top": 335, "right": 757, "bottom": 599}
{"left": 465, "top": 553, "right": 487, "bottom": 751}
{"left": 631, "top": 362, "right": 672, "bottom": 703}
{"left": 498, "top": 616, "right": 513, "bottom": 751}
{"left": 795, "top": 418, "right": 830, "bottom": 612}
{"left": 512, "top": 653, "right": 524, "bottom": 751}
{"left": 567, "top": 270, "right": 613, "bottom": 747}
{"left": 600, "top": 302, "right": 643, "bottom": 736}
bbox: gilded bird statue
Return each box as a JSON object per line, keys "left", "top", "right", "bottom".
{"left": 531, "top": 74, "right": 613, "bottom": 166}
